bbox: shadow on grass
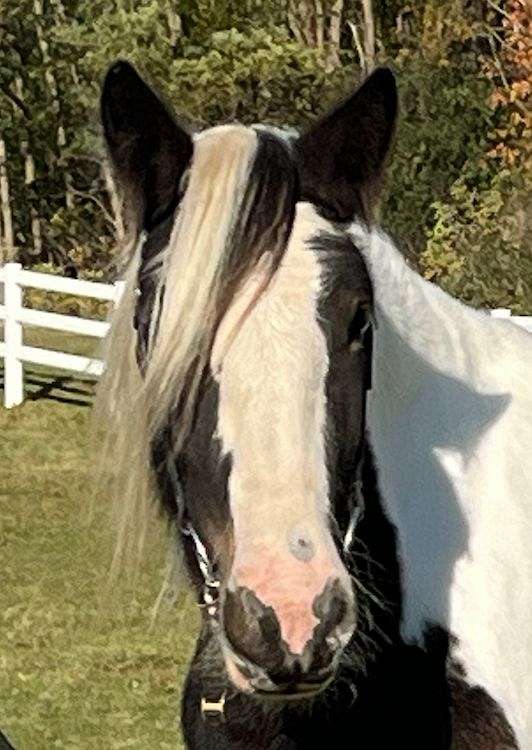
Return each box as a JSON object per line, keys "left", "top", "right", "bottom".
{"left": 0, "top": 730, "right": 16, "bottom": 750}
{"left": 0, "top": 366, "right": 95, "bottom": 408}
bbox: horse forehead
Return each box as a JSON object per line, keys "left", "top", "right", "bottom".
{"left": 213, "top": 203, "right": 330, "bottom": 431}
{"left": 212, "top": 203, "right": 332, "bottom": 375}
{"left": 211, "top": 211, "right": 371, "bottom": 375}
{"left": 222, "top": 237, "right": 326, "bottom": 380}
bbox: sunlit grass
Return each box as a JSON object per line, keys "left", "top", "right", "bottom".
{"left": 0, "top": 331, "right": 198, "bottom": 749}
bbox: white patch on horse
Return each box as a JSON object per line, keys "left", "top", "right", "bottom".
{"left": 213, "top": 203, "right": 352, "bottom": 653}
{"left": 356, "top": 224, "right": 532, "bottom": 748}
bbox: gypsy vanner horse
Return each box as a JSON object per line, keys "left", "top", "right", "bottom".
{"left": 98, "top": 61, "right": 532, "bottom": 749}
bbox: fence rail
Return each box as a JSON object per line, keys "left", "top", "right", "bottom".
{"left": 0, "top": 262, "right": 124, "bottom": 408}
{"left": 1, "top": 262, "right": 532, "bottom": 409}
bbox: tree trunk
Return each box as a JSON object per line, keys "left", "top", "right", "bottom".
{"left": 361, "top": 0, "right": 375, "bottom": 71}
{"left": 0, "top": 137, "right": 15, "bottom": 263}
{"left": 288, "top": 0, "right": 345, "bottom": 69}
{"left": 347, "top": 0, "right": 376, "bottom": 73}
{"left": 328, "top": 0, "right": 344, "bottom": 59}
{"left": 15, "top": 76, "right": 42, "bottom": 257}
{"left": 34, "top": 0, "right": 73, "bottom": 209}
{"left": 21, "top": 140, "right": 42, "bottom": 256}
{"left": 166, "top": 4, "right": 182, "bottom": 50}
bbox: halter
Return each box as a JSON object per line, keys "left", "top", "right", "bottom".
{"left": 181, "top": 522, "right": 221, "bottom": 618}
{"left": 178, "top": 447, "right": 368, "bottom": 724}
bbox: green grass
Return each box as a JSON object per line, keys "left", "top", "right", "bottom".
{"left": 0, "top": 328, "right": 198, "bottom": 749}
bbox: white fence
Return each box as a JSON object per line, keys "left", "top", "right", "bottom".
{"left": 1, "top": 262, "right": 532, "bottom": 410}
{"left": 483, "top": 307, "right": 532, "bottom": 331}
{"left": 0, "top": 262, "right": 124, "bottom": 408}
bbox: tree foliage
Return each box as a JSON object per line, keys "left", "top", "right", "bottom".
{"left": 418, "top": 0, "right": 532, "bottom": 311}
{"left": 0, "top": 0, "right": 529, "bottom": 310}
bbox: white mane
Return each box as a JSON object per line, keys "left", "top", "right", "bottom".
{"left": 354, "top": 224, "right": 532, "bottom": 747}
{"left": 95, "top": 125, "right": 259, "bottom": 568}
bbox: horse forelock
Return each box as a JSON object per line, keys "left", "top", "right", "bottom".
{"left": 96, "top": 123, "right": 299, "bottom": 568}
{"left": 97, "top": 118, "right": 375, "bottom": 590}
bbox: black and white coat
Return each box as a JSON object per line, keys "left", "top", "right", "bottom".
{"left": 99, "top": 61, "right": 529, "bottom": 749}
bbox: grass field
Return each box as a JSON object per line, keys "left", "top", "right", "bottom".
{"left": 0, "top": 329, "right": 198, "bottom": 749}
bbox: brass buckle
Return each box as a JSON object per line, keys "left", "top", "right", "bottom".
{"left": 200, "top": 691, "right": 226, "bottom": 722}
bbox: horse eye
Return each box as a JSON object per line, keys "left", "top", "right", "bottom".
{"left": 347, "top": 303, "right": 371, "bottom": 350}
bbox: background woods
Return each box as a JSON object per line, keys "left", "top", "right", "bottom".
{"left": 0, "top": 0, "right": 530, "bottom": 310}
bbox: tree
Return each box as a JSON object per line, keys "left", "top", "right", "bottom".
{"left": 0, "top": 0, "right": 529, "bottom": 313}
{"left": 418, "top": 0, "right": 532, "bottom": 312}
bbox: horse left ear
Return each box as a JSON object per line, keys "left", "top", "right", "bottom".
{"left": 296, "top": 67, "right": 397, "bottom": 224}
{"left": 101, "top": 60, "right": 193, "bottom": 232}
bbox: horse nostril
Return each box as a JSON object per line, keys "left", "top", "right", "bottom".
{"left": 313, "top": 578, "right": 350, "bottom": 624}
{"left": 223, "top": 586, "right": 287, "bottom": 675}
{"left": 310, "top": 578, "right": 356, "bottom": 656}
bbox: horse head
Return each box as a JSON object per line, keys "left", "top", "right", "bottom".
{"left": 99, "top": 61, "right": 397, "bottom": 699}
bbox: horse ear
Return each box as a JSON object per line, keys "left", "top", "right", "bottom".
{"left": 296, "top": 67, "right": 397, "bottom": 224}
{"left": 101, "top": 60, "right": 193, "bottom": 231}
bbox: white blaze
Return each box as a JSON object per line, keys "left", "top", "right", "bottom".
{"left": 213, "top": 203, "right": 351, "bottom": 654}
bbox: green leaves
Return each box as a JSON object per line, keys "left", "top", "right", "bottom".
{"left": 420, "top": 168, "right": 532, "bottom": 312}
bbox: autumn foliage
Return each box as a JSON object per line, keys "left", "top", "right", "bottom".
{"left": 0, "top": 1, "right": 530, "bottom": 310}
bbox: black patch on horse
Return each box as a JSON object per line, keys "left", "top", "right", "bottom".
{"left": 313, "top": 232, "right": 373, "bottom": 544}
{"left": 447, "top": 649, "right": 518, "bottom": 749}
{"left": 0, "top": 731, "right": 15, "bottom": 750}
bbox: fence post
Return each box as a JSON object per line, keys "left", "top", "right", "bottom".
{"left": 491, "top": 308, "right": 512, "bottom": 319}
{"left": 4, "top": 262, "right": 24, "bottom": 408}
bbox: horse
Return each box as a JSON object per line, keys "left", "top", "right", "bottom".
{"left": 97, "top": 60, "right": 529, "bottom": 749}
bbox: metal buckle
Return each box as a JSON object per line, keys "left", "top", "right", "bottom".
{"left": 200, "top": 585, "right": 220, "bottom": 618}
{"left": 200, "top": 691, "right": 226, "bottom": 722}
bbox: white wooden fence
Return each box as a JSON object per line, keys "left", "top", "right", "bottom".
{"left": 1, "top": 261, "right": 532, "bottom": 410}
{"left": 0, "top": 262, "right": 124, "bottom": 408}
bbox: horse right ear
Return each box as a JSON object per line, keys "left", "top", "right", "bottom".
{"left": 296, "top": 67, "right": 397, "bottom": 224}
{"left": 101, "top": 60, "right": 193, "bottom": 231}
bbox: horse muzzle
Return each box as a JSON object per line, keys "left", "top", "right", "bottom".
{"left": 220, "top": 576, "right": 356, "bottom": 698}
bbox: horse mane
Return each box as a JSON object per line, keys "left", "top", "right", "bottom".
{"left": 95, "top": 125, "right": 296, "bottom": 570}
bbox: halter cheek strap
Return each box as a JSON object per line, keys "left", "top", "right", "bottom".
{"left": 181, "top": 522, "right": 221, "bottom": 618}
{"left": 163, "top": 457, "right": 222, "bottom": 618}
{"left": 343, "top": 447, "right": 366, "bottom": 554}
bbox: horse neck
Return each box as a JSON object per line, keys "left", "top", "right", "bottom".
{"left": 357, "top": 226, "right": 532, "bottom": 745}
{"left": 353, "top": 225, "right": 514, "bottom": 386}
